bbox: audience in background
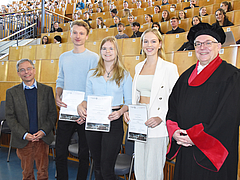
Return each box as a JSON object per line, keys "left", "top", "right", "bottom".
{"left": 115, "top": 23, "right": 129, "bottom": 39}
{"left": 178, "top": 10, "right": 187, "bottom": 19}
{"left": 161, "top": 10, "right": 170, "bottom": 22}
{"left": 126, "top": 14, "right": 135, "bottom": 26}
{"left": 42, "top": 36, "right": 49, "bottom": 44}
{"left": 148, "top": 0, "right": 153, "bottom": 7}
{"left": 50, "top": 22, "right": 63, "bottom": 33}
{"left": 97, "top": 7, "right": 102, "bottom": 13}
{"left": 154, "top": 5, "right": 161, "bottom": 14}
{"left": 152, "top": 22, "right": 163, "bottom": 34}
{"left": 170, "top": 4, "right": 176, "bottom": 12}
{"left": 73, "top": 13, "right": 79, "bottom": 21}
{"left": 96, "top": 17, "right": 106, "bottom": 29}
{"left": 220, "top": 1, "right": 233, "bottom": 12}
{"left": 184, "top": 0, "right": 199, "bottom": 10}
{"left": 145, "top": 14, "right": 153, "bottom": 24}
{"left": 110, "top": 8, "right": 118, "bottom": 18}
{"left": 54, "top": 35, "right": 62, "bottom": 43}
{"left": 123, "top": 1, "right": 129, "bottom": 9}
{"left": 110, "top": 16, "right": 120, "bottom": 28}
{"left": 166, "top": 17, "right": 185, "bottom": 34}
{"left": 213, "top": 8, "right": 234, "bottom": 27}
{"left": 76, "top": 0, "right": 85, "bottom": 10}
{"left": 178, "top": 16, "right": 201, "bottom": 51}
{"left": 162, "top": 0, "right": 169, "bottom": 5}
{"left": 192, "top": 16, "right": 202, "bottom": 26}
{"left": 137, "top": 1, "right": 142, "bottom": 8}
{"left": 131, "top": 22, "right": 143, "bottom": 38}
{"left": 122, "top": 9, "right": 131, "bottom": 18}
{"left": 199, "top": 6, "right": 208, "bottom": 16}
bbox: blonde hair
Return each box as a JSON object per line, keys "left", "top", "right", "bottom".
{"left": 92, "top": 36, "right": 128, "bottom": 87}
{"left": 70, "top": 20, "right": 90, "bottom": 35}
{"left": 140, "top": 28, "right": 166, "bottom": 59}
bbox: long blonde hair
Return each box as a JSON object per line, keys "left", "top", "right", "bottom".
{"left": 140, "top": 28, "right": 166, "bottom": 59}
{"left": 92, "top": 36, "right": 127, "bottom": 87}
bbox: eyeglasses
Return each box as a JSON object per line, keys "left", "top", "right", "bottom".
{"left": 194, "top": 41, "right": 218, "bottom": 48}
{"left": 19, "top": 67, "right": 33, "bottom": 73}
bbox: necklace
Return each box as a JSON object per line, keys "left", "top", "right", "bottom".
{"left": 106, "top": 68, "right": 113, "bottom": 78}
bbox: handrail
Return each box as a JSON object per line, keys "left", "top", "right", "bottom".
{"left": 0, "top": 8, "right": 72, "bottom": 21}
{"left": 0, "top": 23, "right": 36, "bottom": 42}
{"left": 45, "top": 9, "right": 72, "bottom": 21}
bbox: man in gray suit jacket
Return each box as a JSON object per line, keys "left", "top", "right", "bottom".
{"left": 5, "top": 59, "right": 57, "bottom": 180}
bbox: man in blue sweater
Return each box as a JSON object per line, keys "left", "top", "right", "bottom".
{"left": 55, "top": 20, "right": 98, "bottom": 180}
{"left": 5, "top": 59, "right": 57, "bottom": 180}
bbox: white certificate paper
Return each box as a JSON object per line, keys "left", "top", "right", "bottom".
{"left": 128, "top": 104, "right": 148, "bottom": 142}
{"left": 85, "top": 96, "right": 113, "bottom": 132}
{"left": 59, "top": 90, "right": 85, "bottom": 121}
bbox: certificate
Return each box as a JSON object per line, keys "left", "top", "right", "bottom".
{"left": 59, "top": 90, "right": 85, "bottom": 121}
{"left": 128, "top": 104, "right": 148, "bottom": 142}
{"left": 85, "top": 96, "right": 113, "bottom": 132}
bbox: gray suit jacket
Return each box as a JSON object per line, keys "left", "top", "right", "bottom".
{"left": 5, "top": 82, "right": 57, "bottom": 149}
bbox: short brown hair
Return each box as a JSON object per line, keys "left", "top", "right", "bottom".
{"left": 71, "top": 20, "right": 90, "bottom": 35}
{"left": 171, "top": 16, "right": 179, "bottom": 21}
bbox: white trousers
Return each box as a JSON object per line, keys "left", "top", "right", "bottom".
{"left": 134, "top": 136, "right": 169, "bottom": 180}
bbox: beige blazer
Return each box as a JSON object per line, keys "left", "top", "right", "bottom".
{"left": 132, "top": 57, "right": 179, "bottom": 138}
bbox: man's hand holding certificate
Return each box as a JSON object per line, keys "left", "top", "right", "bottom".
{"left": 128, "top": 105, "right": 148, "bottom": 142}
{"left": 85, "top": 96, "right": 113, "bottom": 132}
{"left": 59, "top": 90, "right": 85, "bottom": 121}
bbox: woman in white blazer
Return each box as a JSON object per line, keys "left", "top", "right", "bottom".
{"left": 124, "top": 28, "right": 179, "bottom": 180}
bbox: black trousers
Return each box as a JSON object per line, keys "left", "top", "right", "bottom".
{"left": 86, "top": 114, "right": 124, "bottom": 180}
{"left": 55, "top": 121, "right": 89, "bottom": 180}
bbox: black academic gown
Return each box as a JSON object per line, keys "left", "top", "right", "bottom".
{"left": 166, "top": 57, "right": 240, "bottom": 180}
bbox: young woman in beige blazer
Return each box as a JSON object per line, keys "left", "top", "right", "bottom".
{"left": 124, "top": 28, "right": 179, "bottom": 180}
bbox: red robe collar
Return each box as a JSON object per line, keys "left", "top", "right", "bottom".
{"left": 188, "top": 54, "right": 222, "bottom": 86}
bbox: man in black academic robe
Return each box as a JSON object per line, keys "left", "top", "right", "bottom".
{"left": 166, "top": 23, "right": 240, "bottom": 180}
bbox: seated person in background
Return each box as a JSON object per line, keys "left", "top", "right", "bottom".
{"left": 110, "top": 16, "right": 120, "bottom": 28}
{"left": 152, "top": 22, "right": 163, "bottom": 34}
{"left": 54, "top": 35, "right": 62, "bottom": 44}
{"left": 97, "top": 7, "right": 102, "bottom": 13}
{"left": 178, "top": 16, "right": 201, "bottom": 51}
{"left": 109, "top": 3, "right": 116, "bottom": 11}
{"left": 126, "top": 14, "right": 134, "bottom": 26}
{"left": 170, "top": 4, "right": 176, "bottom": 12}
{"left": 154, "top": 5, "right": 161, "bottom": 14}
{"left": 136, "top": 0, "right": 141, "bottom": 8}
{"left": 131, "top": 22, "right": 143, "bottom": 38}
{"left": 148, "top": 0, "right": 153, "bottom": 7}
{"left": 50, "top": 22, "right": 63, "bottom": 33}
{"left": 145, "top": 14, "right": 153, "bottom": 24}
{"left": 96, "top": 17, "right": 106, "bottom": 28}
{"left": 42, "top": 35, "right": 49, "bottom": 44}
{"left": 110, "top": 8, "right": 118, "bottom": 18}
{"left": 184, "top": 0, "right": 199, "bottom": 10}
{"left": 83, "top": 11, "right": 92, "bottom": 21}
{"left": 122, "top": 9, "right": 131, "bottom": 18}
{"left": 220, "top": 1, "right": 233, "bottom": 12}
{"left": 199, "top": 6, "right": 208, "bottom": 16}
{"left": 179, "top": 10, "right": 186, "bottom": 20}
{"left": 123, "top": 1, "right": 129, "bottom": 9}
{"left": 73, "top": 13, "right": 79, "bottom": 21}
{"left": 76, "top": 0, "right": 85, "bottom": 10}
{"left": 162, "top": 0, "right": 169, "bottom": 5}
{"left": 166, "top": 17, "right": 185, "bottom": 34}
{"left": 115, "top": 23, "right": 129, "bottom": 39}
{"left": 161, "top": 10, "right": 170, "bottom": 22}
{"left": 212, "top": 8, "right": 234, "bottom": 27}
{"left": 83, "top": 11, "right": 92, "bottom": 28}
